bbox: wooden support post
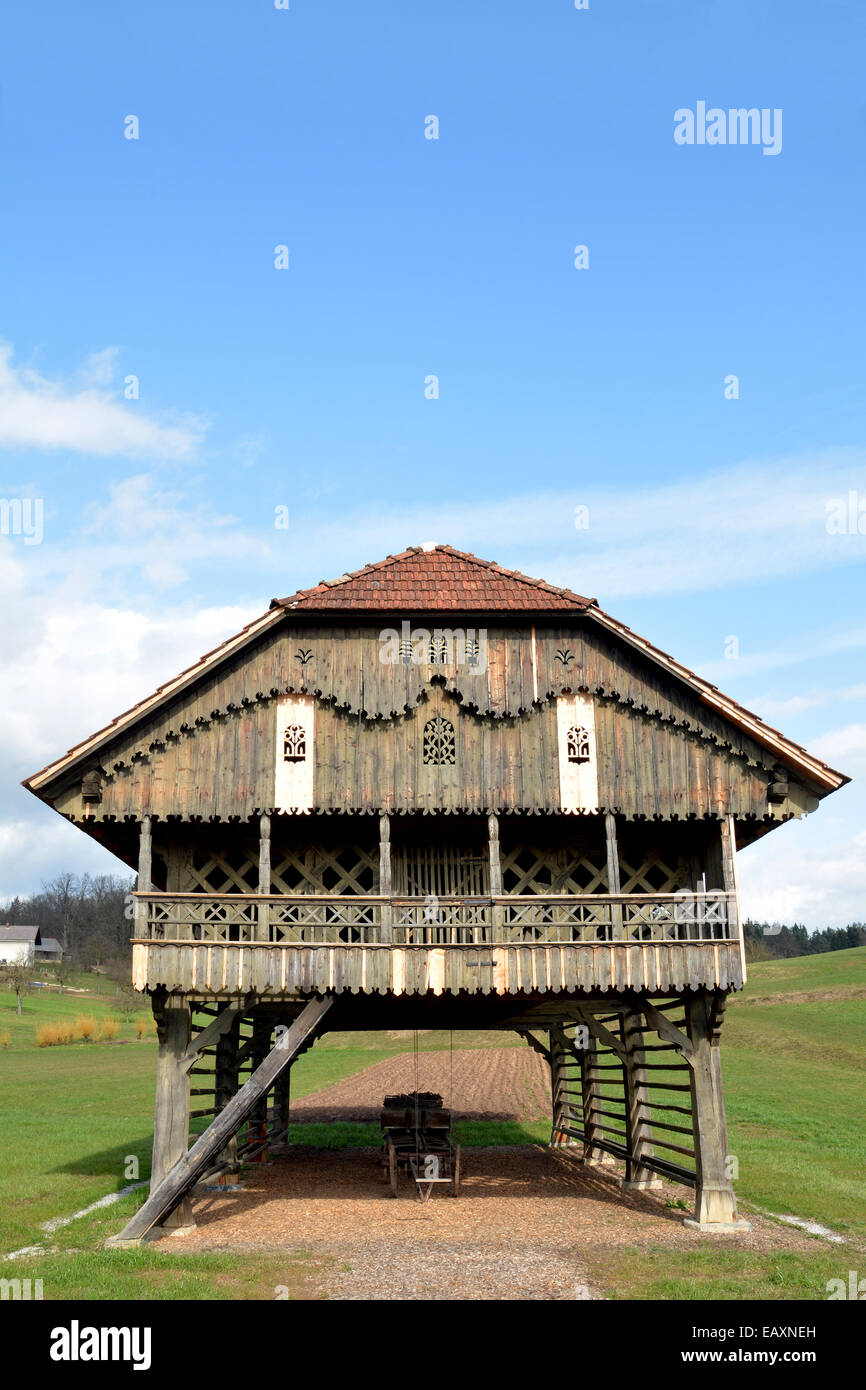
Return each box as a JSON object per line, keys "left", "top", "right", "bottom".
{"left": 720, "top": 814, "right": 746, "bottom": 983}
{"left": 135, "top": 815, "right": 152, "bottom": 937}
{"left": 621, "top": 1007, "right": 662, "bottom": 1189}
{"left": 685, "top": 991, "right": 746, "bottom": 1229}
{"left": 579, "top": 1028, "right": 618, "bottom": 1167}
{"left": 214, "top": 1014, "right": 241, "bottom": 1177}
{"left": 270, "top": 1044, "right": 292, "bottom": 1155}
{"left": 604, "top": 812, "right": 623, "bottom": 938}
{"left": 488, "top": 813, "right": 504, "bottom": 938}
{"left": 549, "top": 1024, "right": 579, "bottom": 1147}
{"left": 379, "top": 812, "right": 392, "bottom": 943}
{"left": 257, "top": 813, "right": 271, "bottom": 942}
{"left": 248, "top": 1016, "right": 272, "bottom": 1137}
{"left": 150, "top": 997, "right": 194, "bottom": 1230}
{"left": 107, "top": 996, "right": 333, "bottom": 1246}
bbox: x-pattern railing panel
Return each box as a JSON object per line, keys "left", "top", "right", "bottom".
{"left": 135, "top": 891, "right": 735, "bottom": 944}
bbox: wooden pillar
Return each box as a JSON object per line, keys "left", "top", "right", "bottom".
{"left": 248, "top": 1016, "right": 272, "bottom": 1132}
{"left": 135, "top": 815, "right": 152, "bottom": 938}
{"left": 379, "top": 812, "right": 392, "bottom": 943}
{"left": 621, "top": 1007, "right": 662, "bottom": 1188}
{"left": 605, "top": 812, "right": 623, "bottom": 939}
{"left": 549, "top": 1024, "right": 579, "bottom": 1146}
{"left": 720, "top": 814, "right": 746, "bottom": 982}
{"left": 579, "top": 1030, "right": 617, "bottom": 1166}
{"left": 151, "top": 997, "right": 194, "bottom": 1229}
{"left": 686, "top": 992, "right": 742, "bottom": 1227}
{"left": 270, "top": 1052, "right": 292, "bottom": 1155}
{"left": 488, "top": 813, "right": 504, "bottom": 938}
{"left": 214, "top": 1015, "right": 241, "bottom": 1177}
{"left": 256, "top": 813, "right": 271, "bottom": 942}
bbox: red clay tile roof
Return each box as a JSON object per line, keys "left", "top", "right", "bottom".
{"left": 271, "top": 545, "right": 595, "bottom": 612}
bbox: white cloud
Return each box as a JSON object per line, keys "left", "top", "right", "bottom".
{"left": 736, "top": 685, "right": 866, "bottom": 721}
{"left": 739, "top": 814, "right": 866, "bottom": 928}
{"left": 0, "top": 344, "right": 207, "bottom": 459}
{"left": 3, "top": 598, "right": 261, "bottom": 782}
{"left": 247, "top": 448, "right": 866, "bottom": 603}
{"left": 810, "top": 723, "right": 866, "bottom": 780}
{"left": 0, "top": 815, "right": 132, "bottom": 902}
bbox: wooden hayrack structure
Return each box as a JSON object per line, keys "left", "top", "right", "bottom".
{"left": 21, "top": 545, "right": 847, "bottom": 1244}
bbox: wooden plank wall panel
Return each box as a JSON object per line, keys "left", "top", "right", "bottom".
{"left": 51, "top": 618, "right": 804, "bottom": 823}
{"left": 133, "top": 942, "right": 744, "bottom": 995}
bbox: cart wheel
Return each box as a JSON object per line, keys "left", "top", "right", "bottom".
{"left": 452, "top": 1145, "right": 461, "bottom": 1196}
{"left": 389, "top": 1145, "right": 398, "bottom": 1197}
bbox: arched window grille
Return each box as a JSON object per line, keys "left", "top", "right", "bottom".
{"left": 283, "top": 724, "right": 307, "bottom": 762}
{"left": 423, "top": 715, "right": 456, "bottom": 766}
{"left": 566, "top": 725, "right": 591, "bottom": 763}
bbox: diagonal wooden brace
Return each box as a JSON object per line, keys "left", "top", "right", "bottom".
{"left": 642, "top": 1001, "right": 696, "bottom": 1066}
{"left": 108, "top": 996, "right": 333, "bottom": 1247}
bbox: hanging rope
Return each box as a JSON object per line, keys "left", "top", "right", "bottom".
{"left": 449, "top": 1028, "right": 454, "bottom": 1112}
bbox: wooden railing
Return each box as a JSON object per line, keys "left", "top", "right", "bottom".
{"left": 133, "top": 890, "right": 737, "bottom": 947}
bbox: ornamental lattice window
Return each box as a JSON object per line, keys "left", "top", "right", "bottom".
{"left": 428, "top": 634, "right": 448, "bottom": 664}
{"left": 567, "top": 725, "right": 591, "bottom": 763}
{"left": 423, "top": 715, "right": 456, "bottom": 766}
{"left": 283, "top": 724, "right": 307, "bottom": 762}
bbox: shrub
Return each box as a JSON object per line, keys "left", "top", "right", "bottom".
{"left": 100, "top": 1018, "right": 121, "bottom": 1041}
{"left": 36, "top": 1022, "right": 60, "bottom": 1047}
{"left": 76, "top": 1015, "right": 97, "bottom": 1042}
{"left": 0, "top": 1029, "right": 10, "bottom": 1049}
{"left": 135, "top": 1016, "right": 155, "bottom": 1040}
{"left": 55, "top": 1021, "right": 75, "bottom": 1045}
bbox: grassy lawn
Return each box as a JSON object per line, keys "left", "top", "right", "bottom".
{"left": 1, "top": 950, "right": 863, "bottom": 1299}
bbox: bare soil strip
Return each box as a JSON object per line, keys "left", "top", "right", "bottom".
{"left": 292, "top": 1046, "right": 551, "bottom": 1124}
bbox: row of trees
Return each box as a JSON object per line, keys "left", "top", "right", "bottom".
{"left": 743, "top": 920, "right": 866, "bottom": 962}
{"left": 2, "top": 871, "right": 135, "bottom": 969}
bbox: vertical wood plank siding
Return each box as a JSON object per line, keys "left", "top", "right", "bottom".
{"left": 48, "top": 620, "right": 817, "bottom": 828}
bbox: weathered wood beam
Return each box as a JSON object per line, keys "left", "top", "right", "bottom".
{"left": 150, "top": 997, "right": 194, "bottom": 1231}
{"left": 514, "top": 1027, "right": 551, "bottom": 1065}
{"left": 379, "top": 813, "right": 392, "bottom": 942}
{"left": 108, "top": 996, "right": 334, "bottom": 1246}
{"left": 549, "top": 1024, "right": 580, "bottom": 1147}
{"left": 578, "top": 1029, "right": 618, "bottom": 1166}
{"left": 181, "top": 1004, "right": 244, "bottom": 1073}
{"left": 214, "top": 1013, "right": 241, "bottom": 1176}
{"left": 685, "top": 991, "right": 744, "bottom": 1229}
{"left": 135, "top": 815, "right": 153, "bottom": 936}
{"left": 720, "top": 814, "right": 746, "bottom": 982}
{"left": 257, "top": 813, "right": 271, "bottom": 941}
{"left": 604, "top": 812, "right": 621, "bottom": 893}
{"left": 621, "top": 1008, "right": 662, "bottom": 1189}
{"left": 572, "top": 1005, "right": 626, "bottom": 1062}
{"left": 604, "top": 813, "right": 623, "bottom": 936}
{"left": 488, "top": 814, "right": 504, "bottom": 933}
{"left": 642, "top": 1001, "right": 695, "bottom": 1065}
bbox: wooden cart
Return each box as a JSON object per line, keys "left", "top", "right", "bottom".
{"left": 380, "top": 1094, "right": 462, "bottom": 1201}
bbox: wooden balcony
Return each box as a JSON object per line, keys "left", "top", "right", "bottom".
{"left": 132, "top": 890, "right": 744, "bottom": 998}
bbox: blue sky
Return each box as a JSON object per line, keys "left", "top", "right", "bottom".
{"left": 1, "top": 0, "right": 864, "bottom": 922}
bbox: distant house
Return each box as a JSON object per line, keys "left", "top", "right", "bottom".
{"left": 0, "top": 925, "right": 41, "bottom": 967}
{"left": 35, "top": 937, "right": 64, "bottom": 962}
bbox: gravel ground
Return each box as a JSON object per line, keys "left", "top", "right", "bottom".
{"left": 292, "top": 1047, "right": 551, "bottom": 1124}
{"left": 177, "top": 1145, "right": 819, "bottom": 1300}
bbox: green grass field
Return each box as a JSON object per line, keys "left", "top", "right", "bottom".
{"left": 1, "top": 949, "right": 863, "bottom": 1299}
